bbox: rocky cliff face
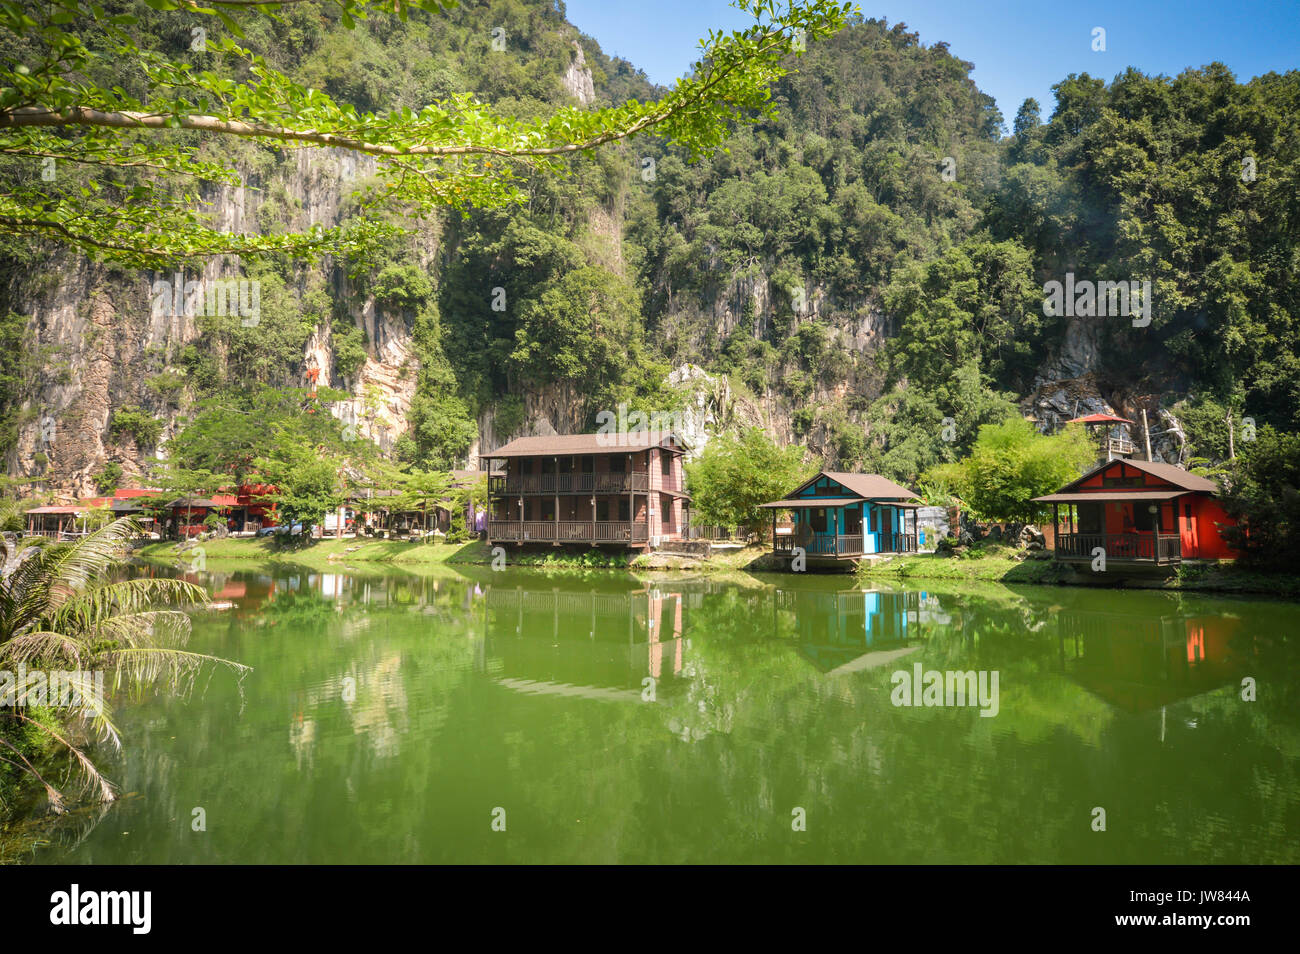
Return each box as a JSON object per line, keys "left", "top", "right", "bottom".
{"left": 2, "top": 47, "right": 617, "bottom": 495}
{"left": 3, "top": 41, "right": 1190, "bottom": 491}
{"left": 3, "top": 144, "right": 391, "bottom": 495}
{"left": 1020, "top": 316, "right": 1190, "bottom": 464}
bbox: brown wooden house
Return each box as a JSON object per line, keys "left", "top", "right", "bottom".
{"left": 481, "top": 432, "right": 690, "bottom": 550}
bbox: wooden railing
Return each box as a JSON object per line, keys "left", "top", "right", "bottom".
{"left": 1055, "top": 532, "right": 1182, "bottom": 564}
{"left": 686, "top": 525, "right": 742, "bottom": 542}
{"left": 488, "top": 520, "right": 649, "bottom": 544}
{"left": 1107, "top": 437, "right": 1136, "bottom": 457}
{"left": 489, "top": 473, "right": 650, "bottom": 496}
{"left": 881, "top": 532, "right": 918, "bottom": 554}
{"left": 773, "top": 531, "right": 918, "bottom": 557}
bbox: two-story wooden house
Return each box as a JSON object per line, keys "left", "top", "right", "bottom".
{"left": 481, "top": 432, "right": 690, "bottom": 550}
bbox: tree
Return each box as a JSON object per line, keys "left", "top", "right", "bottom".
{"left": 0, "top": 0, "right": 852, "bottom": 266}
{"left": 883, "top": 238, "right": 1045, "bottom": 401}
{"left": 166, "top": 385, "right": 370, "bottom": 481}
{"left": 93, "top": 462, "right": 123, "bottom": 495}
{"left": 1219, "top": 425, "right": 1300, "bottom": 569}
{"left": 925, "top": 418, "right": 1094, "bottom": 524}
{"left": 447, "top": 473, "right": 487, "bottom": 542}
{"left": 393, "top": 468, "right": 453, "bottom": 539}
{"left": 685, "top": 428, "right": 812, "bottom": 531}
{"left": 253, "top": 435, "right": 350, "bottom": 535}
{"left": 0, "top": 518, "right": 247, "bottom": 810}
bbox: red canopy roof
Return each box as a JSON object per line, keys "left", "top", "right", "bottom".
{"left": 1068, "top": 413, "right": 1133, "bottom": 425}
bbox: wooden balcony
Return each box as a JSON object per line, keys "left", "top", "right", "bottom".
{"left": 488, "top": 520, "right": 649, "bottom": 544}
{"left": 488, "top": 473, "right": 650, "bottom": 496}
{"left": 1054, "top": 531, "right": 1181, "bottom": 565}
{"left": 774, "top": 532, "right": 917, "bottom": 559}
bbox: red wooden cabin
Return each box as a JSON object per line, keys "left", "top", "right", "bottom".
{"left": 1035, "top": 459, "right": 1238, "bottom": 568}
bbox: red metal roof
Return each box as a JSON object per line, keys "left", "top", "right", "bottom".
{"left": 1068, "top": 413, "right": 1133, "bottom": 425}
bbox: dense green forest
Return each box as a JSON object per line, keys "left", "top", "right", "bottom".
{"left": 1, "top": 0, "right": 1297, "bottom": 491}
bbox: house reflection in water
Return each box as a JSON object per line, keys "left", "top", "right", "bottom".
{"left": 481, "top": 583, "right": 687, "bottom": 701}
{"left": 1056, "top": 608, "right": 1250, "bottom": 715}
{"left": 775, "top": 585, "right": 925, "bottom": 674}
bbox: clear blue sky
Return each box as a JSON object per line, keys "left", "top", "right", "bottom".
{"left": 563, "top": 0, "right": 1299, "bottom": 132}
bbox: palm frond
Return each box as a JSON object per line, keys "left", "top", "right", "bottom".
{"left": 0, "top": 516, "right": 246, "bottom": 812}
{"left": 0, "top": 736, "right": 66, "bottom": 814}
{"left": 51, "top": 578, "right": 209, "bottom": 634}
{"left": 0, "top": 629, "right": 84, "bottom": 670}
{"left": 9, "top": 712, "right": 116, "bottom": 804}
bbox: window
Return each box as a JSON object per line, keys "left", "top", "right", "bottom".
{"left": 580, "top": 456, "right": 594, "bottom": 473}
{"left": 596, "top": 501, "right": 610, "bottom": 521}
{"left": 541, "top": 500, "right": 556, "bottom": 521}
{"left": 1102, "top": 475, "right": 1144, "bottom": 487}
{"left": 618, "top": 500, "right": 630, "bottom": 521}
{"left": 609, "top": 456, "right": 625, "bottom": 473}
{"left": 1132, "top": 504, "right": 1154, "bottom": 532}
{"left": 1078, "top": 502, "right": 1103, "bottom": 533}
{"left": 661, "top": 452, "right": 671, "bottom": 475}
{"left": 868, "top": 507, "right": 876, "bottom": 533}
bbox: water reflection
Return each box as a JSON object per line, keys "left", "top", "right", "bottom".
{"left": 482, "top": 583, "right": 685, "bottom": 702}
{"left": 775, "top": 585, "right": 920, "bottom": 674}
{"left": 40, "top": 563, "right": 1295, "bottom": 864}
{"left": 1057, "top": 603, "right": 1250, "bottom": 718}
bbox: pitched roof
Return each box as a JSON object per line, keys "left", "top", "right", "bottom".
{"left": 1060, "top": 458, "right": 1219, "bottom": 494}
{"left": 484, "top": 431, "right": 687, "bottom": 458}
{"left": 765, "top": 472, "right": 918, "bottom": 506}
{"left": 1069, "top": 413, "right": 1133, "bottom": 425}
{"left": 1123, "top": 459, "right": 1220, "bottom": 492}
{"left": 760, "top": 497, "right": 864, "bottom": 508}
{"left": 791, "top": 471, "right": 919, "bottom": 501}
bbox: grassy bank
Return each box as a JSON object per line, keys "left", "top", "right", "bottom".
{"left": 135, "top": 535, "right": 482, "bottom": 570}
{"left": 132, "top": 536, "right": 1298, "bottom": 598}
{"left": 859, "top": 542, "right": 1300, "bottom": 598}
{"left": 133, "top": 536, "right": 781, "bottom": 575}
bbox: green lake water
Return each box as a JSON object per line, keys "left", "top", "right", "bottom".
{"left": 19, "top": 566, "right": 1300, "bottom": 864}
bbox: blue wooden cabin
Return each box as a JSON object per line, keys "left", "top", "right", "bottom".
{"left": 761, "top": 471, "right": 921, "bottom": 567}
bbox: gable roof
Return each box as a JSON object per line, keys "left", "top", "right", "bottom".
{"left": 1059, "top": 458, "right": 1219, "bottom": 494}
{"left": 786, "top": 471, "right": 919, "bottom": 502}
{"left": 1070, "top": 413, "right": 1132, "bottom": 425}
{"left": 484, "top": 431, "right": 688, "bottom": 458}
